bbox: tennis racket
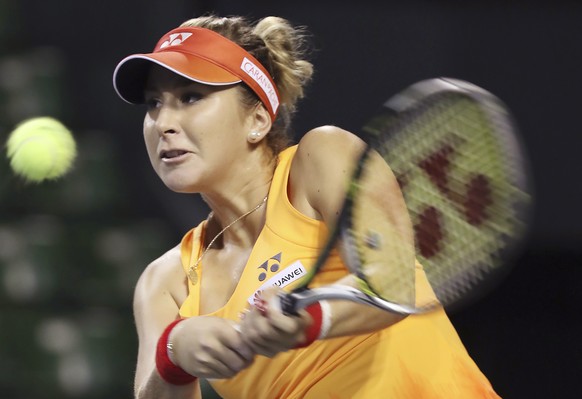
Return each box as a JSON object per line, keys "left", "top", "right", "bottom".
{"left": 279, "top": 77, "right": 531, "bottom": 315}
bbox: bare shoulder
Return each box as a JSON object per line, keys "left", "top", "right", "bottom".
{"left": 289, "top": 126, "right": 366, "bottom": 222}
{"left": 292, "top": 125, "right": 366, "bottom": 184}
{"left": 295, "top": 125, "right": 365, "bottom": 166}
{"left": 134, "top": 244, "right": 187, "bottom": 310}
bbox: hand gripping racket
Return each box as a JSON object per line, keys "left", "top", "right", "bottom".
{"left": 279, "top": 77, "right": 532, "bottom": 315}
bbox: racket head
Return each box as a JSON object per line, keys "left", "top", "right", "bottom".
{"left": 341, "top": 77, "right": 532, "bottom": 313}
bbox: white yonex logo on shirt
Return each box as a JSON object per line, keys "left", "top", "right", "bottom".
{"left": 248, "top": 260, "right": 307, "bottom": 305}
{"left": 159, "top": 32, "right": 193, "bottom": 49}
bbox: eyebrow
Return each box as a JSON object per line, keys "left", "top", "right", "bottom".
{"left": 144, "top": 79, "right": 207, "bottom": 94}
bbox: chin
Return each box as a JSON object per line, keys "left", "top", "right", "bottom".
{"left": 165, "top": 183, "right": 198, "bottom": 194}
{"left": 159, "top": 176, "right": 198, "bottom": 194}
{"left": 155, "top": 167, "right": 198, "bottom": 192}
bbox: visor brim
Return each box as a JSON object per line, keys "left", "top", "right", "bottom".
{"left": 113, "top": 52, "right": 242, "bottom": 104}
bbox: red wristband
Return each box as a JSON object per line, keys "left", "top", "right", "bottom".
{"left": 156, "top": 319, "right": 197, "bottom": 385}
{"left": 294, "top": 302, "right": 323, "bottom": 349}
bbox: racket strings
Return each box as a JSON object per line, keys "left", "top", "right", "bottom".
{"left": 363, "top": 92, "right": 529, "bottom": 309}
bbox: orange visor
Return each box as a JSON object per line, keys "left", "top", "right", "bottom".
{"left": 113, "top": 27, "right": 280, "bottom": 121}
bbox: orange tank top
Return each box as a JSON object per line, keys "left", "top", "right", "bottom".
{"left": 179, "top": 146, "right": 500, "bottom": 399}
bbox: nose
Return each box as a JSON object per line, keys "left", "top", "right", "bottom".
{"left": 154, "top": 106, "right": 179, "bottom": 136}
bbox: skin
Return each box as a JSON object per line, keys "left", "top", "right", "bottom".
{"left": 133, "top": 64, "right": 414, "bottom": 399}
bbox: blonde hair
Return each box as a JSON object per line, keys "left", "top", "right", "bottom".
{"left": 180, "top": 15, "right": 314, "bottom": 154}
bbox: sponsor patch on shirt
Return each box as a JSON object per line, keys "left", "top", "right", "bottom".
{"left": 248, "top": 260, "right": 307, "bottom": 305}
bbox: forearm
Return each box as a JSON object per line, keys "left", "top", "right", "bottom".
{"left": 135, "top": 367, "right": 199, "bottom": 399}
{"left": 318, "top": 274, "right": 407, "bottom": 339}
{"left": 240, "top": 281, "right": 407, "bottom": 357}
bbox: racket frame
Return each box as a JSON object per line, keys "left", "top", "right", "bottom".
{"left": 279, "top": 77, "right": 531, "bottom": 315}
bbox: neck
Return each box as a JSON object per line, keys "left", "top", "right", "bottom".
{"left": 203, "top": 191, "right": 269, "bottom": 248}
{"left": 201, "top": 148, "right": 276, "bottom": 247}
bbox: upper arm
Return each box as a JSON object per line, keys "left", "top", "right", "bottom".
{"left": 291, "top": 125, "right": 411, "bottom": 234}
{"left": 289, "top": 126, "right": 413, "bottom": 331}
{"left": 290, "top": 125, "right": 414, "bottom": 268}
{"left": 133, "top": 245, "right": 192, "bottom": 396}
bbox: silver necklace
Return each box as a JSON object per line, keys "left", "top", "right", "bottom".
{"left": 188, "top": 195, "right": 268, "bottom": 285}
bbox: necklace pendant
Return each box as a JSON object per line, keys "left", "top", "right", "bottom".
{"left": 188, "top": 268, "right": 199, "bottom": 285}
{"left": 186, "top": 195, "right": 267, "bottom": 287}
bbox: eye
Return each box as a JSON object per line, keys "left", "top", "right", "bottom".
{"left": 181, "top": 92, "right": 202, "bottom": 104}
{"left": 144, "top": 96, "right": 161, "bottom": 110}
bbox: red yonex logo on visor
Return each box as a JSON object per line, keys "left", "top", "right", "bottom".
{"left": 159, "top": 32, "right": 193, "bottom": 49}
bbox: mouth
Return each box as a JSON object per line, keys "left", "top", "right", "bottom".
{"left": 159, "top": 149, "right": 191, "bottom": 162}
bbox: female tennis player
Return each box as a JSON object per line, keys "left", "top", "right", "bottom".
{"left": 113, "top": 14, "right": 501, "bottom": 399}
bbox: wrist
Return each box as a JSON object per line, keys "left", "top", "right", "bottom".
{"left": 294, "top": 300, "right": 331, "bottom": 348}
{"left": 318, "top": 300, "right": 332, "bottom": 340}
{"left": 156, "top": 318, "right": 197, "bottom": 385}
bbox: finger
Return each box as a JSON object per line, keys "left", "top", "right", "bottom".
{"left": 245, "top": 296, "right": 294, "bottom": 332}
{"left": 243, "top": 338, "right": 288, "bottom": 358}
{"left": 239, "top": 310, "right": 273, "bottom": 343}
{"left": 195, "top": 346, "right": 254, "bottom": 379}
{"left": 243, "top": 303, "right": 308, "bottom": 346}
{"left": 252, "top": 287, "right": 284, "bottom": 317}
{"left": 228, "top": 322, "right": 255, "bottom": 362}
{"left": 269, "top": 313, "right": 308, "bottom": 335}
{"left": 262, "top": 302, "right": 311, "bottom": 336}
{"left": 189, "top": 325, "right": 254, "bottom": 378}
{"left": 241, "top": 323, "right": 302, "bottom": 357}
{"left": 255, "top": 291, "right": 309, "bottom": 330}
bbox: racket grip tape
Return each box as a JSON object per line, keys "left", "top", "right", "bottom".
{"left": 279, "top": 292, "right": 300, "bottom": 315}
{"left": 156, "top": 318, "right": 198, "bottom": 385}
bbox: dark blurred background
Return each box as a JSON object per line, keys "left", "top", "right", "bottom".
{"left": 0, "top": 0, "right": 580, "bottom": 398}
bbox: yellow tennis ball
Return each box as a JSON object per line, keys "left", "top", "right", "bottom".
{"left": 6, "top": 117, "right": 77, "bottom": 183}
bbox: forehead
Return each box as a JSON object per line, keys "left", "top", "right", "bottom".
{"left": 144, "top": 64, "right": 204, "bottom": 91}
{"left": 143, "top": 64, "right": 246, "bottom": 105}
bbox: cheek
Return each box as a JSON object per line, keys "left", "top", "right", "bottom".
{"left": 142, "top": 118, "right": 159, "bottom": 165}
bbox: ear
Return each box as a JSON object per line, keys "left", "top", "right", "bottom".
{"left": 247, "top": 103, "right": 272, "bottom": 144}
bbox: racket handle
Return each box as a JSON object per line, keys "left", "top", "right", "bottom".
{"left": 280, "top": 285, "right": 417, "bottom": 315}
{"left": 278, "top": 292, "right": 301, "bottom": 316}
